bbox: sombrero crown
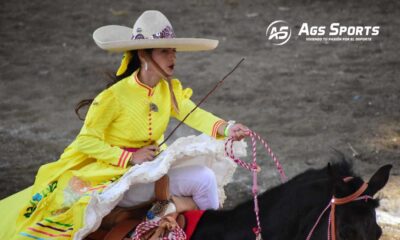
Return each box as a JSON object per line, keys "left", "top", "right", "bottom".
{"left": 93, "top": 10, "right": 218, "bottom": 52}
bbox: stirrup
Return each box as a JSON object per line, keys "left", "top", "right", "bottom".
{"left": 146, "top": 200, "right": 176, "bottom": 221}
{"left": 147, "top": 175, "right": 175, "bottom": 221}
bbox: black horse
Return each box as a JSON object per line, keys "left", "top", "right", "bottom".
{"left": 191, "top": 159, "right": 392, "bottom": 240}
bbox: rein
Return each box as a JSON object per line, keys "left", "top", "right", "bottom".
{"left": 224, "top": 130, "right": 287, "bottom": 240}
{"left": 305, "top": 178, "right": 372, "bottom": 240}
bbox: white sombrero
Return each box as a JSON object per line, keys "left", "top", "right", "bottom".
{"left": 93, "top": 10, "right": 219, "bottom": 52}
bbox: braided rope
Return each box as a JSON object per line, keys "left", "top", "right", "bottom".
{"left": 224, "top": 130, "right": 287, "bottom": 240}
{"left": 132, "top": 219, "right": 186, "bottom": 240}
{"left": 224, "top": 131, "right": 287, "bottom": 181}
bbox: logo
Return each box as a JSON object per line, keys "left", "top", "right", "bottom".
{"left": 297, "top": 23, "right": 379, "bottom": 42}
{"left": 265, "top": 20, "right": 292, "bottom": 46}
{"left": 266, "top": 20, "right": 380, "bottom": 45}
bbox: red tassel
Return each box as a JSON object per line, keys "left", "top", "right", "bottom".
{"left": 252, "top": 227, "right": 261, "bottom": 234}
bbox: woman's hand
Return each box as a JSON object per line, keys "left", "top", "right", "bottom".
{"left": 129, "top": 145, "right": 159, "bottom": 165}
{"left": 228, "top": 123, "right": 250, "bottom": 141}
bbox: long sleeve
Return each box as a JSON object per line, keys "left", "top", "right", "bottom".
{"left": 74, "top": 89, "right": 132, "bottom": 168}
{"left": 170, "top": 79, "right": 226, "bottom": 139}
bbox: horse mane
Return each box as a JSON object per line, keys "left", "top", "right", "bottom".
{"left": 288, "top": 150, "right": 356, "bottom": 185}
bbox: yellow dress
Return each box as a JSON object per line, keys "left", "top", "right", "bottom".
{"left": 0, "top": 69, "right": 225, "bottom": 240}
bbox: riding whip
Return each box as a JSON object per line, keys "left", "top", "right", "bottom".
{"left": 158, "top": 58, "right": 245, "bottom": 147}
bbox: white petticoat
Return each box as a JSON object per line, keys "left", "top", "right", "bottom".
{"left": 74, "top": 134, "right": 247, "bottom": 239}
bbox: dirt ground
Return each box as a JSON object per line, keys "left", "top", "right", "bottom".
{"left": 1, "top": 0, "right": 399, "bottom": 238}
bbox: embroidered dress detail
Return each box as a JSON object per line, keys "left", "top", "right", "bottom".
{"left": 24, "top": 181, "right": 58, "bottom": 218}
{"left": 36, "top": 223, "right": 73, "bottom": 232}
{"left": 44, "top": 218, "right": 73, "bottom": 227}
{"left": 24, "top": 227, "right": 72, "bottom": 238}
{"left": 211, "top": 120, "right": 226, "bottom": 138}
{"left": 20, "top": 218, "right": 74, "bottom": 239}
{"left": 118, "top": 150, "right": 133, "bottom": 168}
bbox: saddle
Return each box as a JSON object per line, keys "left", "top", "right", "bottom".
{"left": 85, "top": 175, "right": 186, "bottom": 240}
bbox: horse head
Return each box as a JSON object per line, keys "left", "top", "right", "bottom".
{"left": 328, "top": 164, "right": 392, "bottom": 240}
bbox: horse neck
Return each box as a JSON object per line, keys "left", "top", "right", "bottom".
{"left": 192, "top": 174, "right": 340, "bottom": 240}
{"left": 203, "top": 177, "right": 335, "bottom": 238}
{"left": 255, "top": 176, "right": 335, "bottom": 237}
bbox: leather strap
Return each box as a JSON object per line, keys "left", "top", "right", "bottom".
{"left": 155, "top": 175, "right": 170, "bottom": 201}
{"left": 305, "top": 178, "right": 372, "bottom": 240}
{"left": 330, "top": 182, "right": 369, "bottom": 240}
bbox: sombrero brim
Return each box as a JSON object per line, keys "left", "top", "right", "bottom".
{"left": 93, "top": 25, "right": 219, "bottom": 52}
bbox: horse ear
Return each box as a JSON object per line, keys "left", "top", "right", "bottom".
{"left": 368, "top": 164, "right": 392, "bottom": 196}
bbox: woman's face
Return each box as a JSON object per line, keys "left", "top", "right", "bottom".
{"left": 151, "top": 48, "right": 176, "bottom": 76}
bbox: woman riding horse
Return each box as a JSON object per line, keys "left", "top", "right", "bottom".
{"left": 0, "top": 10, "right": 249, "bottom": 239}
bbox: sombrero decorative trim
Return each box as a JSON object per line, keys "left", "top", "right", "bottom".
{"left": 93, "top": 10, "right": 218, "bottom": 52}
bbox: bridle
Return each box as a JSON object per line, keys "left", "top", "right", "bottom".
{"left": 306, "top": 177, "right": 373, "bottom": 240}
{"left": 224, "top": 132, "right": 373, "bottom": 240}
{"left": 225, "top": 133, "right": 374, "bottom": 240}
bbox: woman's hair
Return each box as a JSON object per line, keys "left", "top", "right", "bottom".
{"left": 74, "top": 49, "right": 151, "bottom": 120}
{"left": 75, "top": 48, "right": 180, "bottom": 120}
